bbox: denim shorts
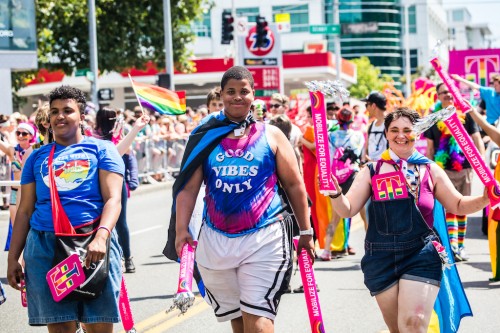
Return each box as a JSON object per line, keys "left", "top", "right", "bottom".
{"left": 361, "top": 237, "right": 442, "bottom": 296}
{"left": 24, "top": 228, "right": 122, "bottom": 326}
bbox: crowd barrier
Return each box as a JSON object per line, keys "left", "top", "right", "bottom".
{"left": 132, "top": 138, "right": 187, "bottom": 183}
{"left": 0, "top": 181, "right": 20, "bottom": 211}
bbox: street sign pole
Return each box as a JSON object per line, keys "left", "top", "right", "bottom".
{"left": 88, "top": 0, "right": 99, "bottom": 106}
{"left": 404, "top": 3, "right": 411, "bottom": 97}
{"left": 232, "top": 0, "right": 239, "bottom": 66}
{"left": 163, "top": 0, "right": 175, "bottom": 90}
{"left": 333, "top": 0, "right": 341, "bottom": 81}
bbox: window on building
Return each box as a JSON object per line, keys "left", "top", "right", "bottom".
{"left": 408, "top": 5, "right": 416, "bottom": 34}
{"left": 410, "top": 49, "right": 418, "bottom": 74}
{"left": 192, "top": 11, "right": 211, "bottom": 37}
{"left": 272, "top": 4, "right": 309, "bottom": 33}
{"left": 236, "top": 7, "right": 260, "bottom": 23}
{"left": 452, "top": 10, "right": 464, "bottom": 22}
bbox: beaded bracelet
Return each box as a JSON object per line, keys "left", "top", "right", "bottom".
{"left": 329, "top": 191, "right": 342, "bottom": 199}
{"left": 97, "top": 226, "right": 111, "bottom": 235}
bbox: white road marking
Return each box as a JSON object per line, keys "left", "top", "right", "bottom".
{"left": 130, "top": 225, "right": 163, "bottom": 236}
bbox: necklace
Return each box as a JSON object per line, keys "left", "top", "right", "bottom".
{"left": 220, "top": 124, "right": 256, "bottom": 154}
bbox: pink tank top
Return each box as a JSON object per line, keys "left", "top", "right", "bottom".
{"left": 417, "top": 164, "right": 434, "bottom": 228}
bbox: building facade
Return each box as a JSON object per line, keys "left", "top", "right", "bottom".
{"left": 447, "top": 7, "right": 492, "bottom": 50}
{"left": 193, "top": 0, "right": 449, "bottom": 90}
{"left": 17, "top": 0, "right": 493, "bottom": 112}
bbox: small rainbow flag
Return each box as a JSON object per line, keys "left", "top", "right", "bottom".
{"left": 130, "top": 79, "right": 186, "bottom": 115}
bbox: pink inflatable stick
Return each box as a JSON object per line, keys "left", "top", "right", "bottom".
{"left": 443, "top": 113, "right": 500, "bottom": 209}
{"left": 293, "top": 238, "right": 326, "bottom": 333}
{"left": 430, "top": 57, "right": 471, "bottom": 113}
{"left": 20, "top": 279, "right": 27, "bottom": 307}
{"left": 46, "top": 253, "right": 85, "bottom": 302}
{"left": 309, "top": 90, "right": 335, "bottom": 192}
{"left": 167, "top": 241, "right": 197, "bottom": 315}
{"left": 119, "top": 277, "right": 136, "bottom": 332}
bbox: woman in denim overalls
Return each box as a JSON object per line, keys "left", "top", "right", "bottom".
{"left": 327, "top": 108, "right": 489, "bottom": 332}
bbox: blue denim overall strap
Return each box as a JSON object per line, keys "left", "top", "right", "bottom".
{"left": 365, "top": 162, "right": 431, "bottom": 253}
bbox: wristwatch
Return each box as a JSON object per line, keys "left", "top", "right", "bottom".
{"left": 299, "top": 228, "right": 314, "bottom": 236}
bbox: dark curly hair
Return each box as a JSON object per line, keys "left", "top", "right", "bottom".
{"left": 221, "top": 66, "right": 254, "bottom": 90}
{"left": 48, "top": 85, "right": 87, "bottom": 114}
{"left": 384, "top": 107, "right": 420, "bottom": 131}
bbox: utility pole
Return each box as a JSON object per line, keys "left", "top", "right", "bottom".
{"left": 333, "top": 0, "right": 341, "bottom": 81}
{"left": 163, "top": 0, "right": 175, "bottom": 90}
{"left": 232, "top": 0, "right": 239, "bottom": 66}
{"left": 88, "top": 0, "right": 99, "bottom": 106}
{"left": 404, "top": 3, "right": 411, "bottom": 97}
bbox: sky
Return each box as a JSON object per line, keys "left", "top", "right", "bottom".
{"left": 443, "top": 0, "right": 500, "bottom": 48}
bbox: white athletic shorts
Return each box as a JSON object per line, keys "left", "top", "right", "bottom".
{"left": 196, "top": 218, "right": 293, "bottom": 322}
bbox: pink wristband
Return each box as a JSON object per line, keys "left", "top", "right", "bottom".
{"left": 97, "top": 226, "right": 111, "bottom": 235}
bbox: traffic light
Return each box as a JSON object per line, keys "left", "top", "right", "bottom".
{"left": 255, "top": 15, "right": 268, "bottom": 48}
{"left": 221, "top": 11, "right": 234, "bottom": 45}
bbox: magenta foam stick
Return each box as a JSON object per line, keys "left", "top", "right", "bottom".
{"left": 293, "top": 238, "right": 326, "bottom": 333}
{"left": 443, "top": 113, "right": 500, "bottom": 209}
{"left": 430, "top": 57, "right": 471, "bottom": 113}
{"left": 309, "top": 90, "right": 335, "bottom": 192}
{"left": 20, "top": 279, "right": 27, "bottom": 307}
{"left": 167, "top": 241, "right": 197, "bottom": 315}
{"left": 119, "top": 277, "right": 135, "bottom": 332}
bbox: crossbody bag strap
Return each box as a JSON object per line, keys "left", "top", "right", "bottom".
{"left": 48, "top": 144, "right": 76, "bottom": 235}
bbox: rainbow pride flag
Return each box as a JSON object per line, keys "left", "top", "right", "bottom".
{"left": 131, "top": 79, "right": 186, "bottom": 115}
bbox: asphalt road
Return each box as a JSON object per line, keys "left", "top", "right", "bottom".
{"left": 1, "top": 176, "right": 500, "bottom": 332}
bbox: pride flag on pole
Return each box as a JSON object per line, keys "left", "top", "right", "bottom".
{"left": 130, "top": 78, "right": 186, "bottom": 115}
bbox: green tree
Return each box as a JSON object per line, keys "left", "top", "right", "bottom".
{"left": 35, "top": 0, "right": 208, "bottom": 74}
{"left": 347, "top": 57, "right": 392, "bottom": 99}
{"left": 12, "top": 0, "right": 208, "bottom": 92}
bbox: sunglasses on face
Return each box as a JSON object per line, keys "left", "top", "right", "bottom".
{"left": 438, "top": 90, "right": 450, "bottom": 95}
{"left": 16, "top": 131, "right": 30, "bottom": 137}
{"left": 269, "top": 104, "right": 282, "bottom": 109}
{"left": 365, "top": 102, "right": 372, "bottom": 108}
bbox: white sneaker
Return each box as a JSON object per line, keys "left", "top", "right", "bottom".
{"left": 319, "top": 249, "right": 332, "bottom": 261}
{"left": 457, "top": 247, "right": 469, "bottom": 261}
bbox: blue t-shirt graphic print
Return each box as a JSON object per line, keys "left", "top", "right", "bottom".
{"left": 21, "top": 137, "right": 124, "bottom": 232}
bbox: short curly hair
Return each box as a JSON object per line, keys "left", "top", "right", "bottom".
{"left": 48, "top": 85, "right": 87, "bottom": 114}
{"left": 221, "top": 66, "right": 254, "bottom": 91}
{"left": 384, "top": 107, "right": 420, "bottom": 131}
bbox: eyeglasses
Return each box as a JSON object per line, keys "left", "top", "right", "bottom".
{"left": 269, "top": 104, "right": 282, "bottom": 109}
{"left": 16, "top": 131, "right": 30, "bottom": 137}
{"left": 438, "top": 90, "right": 450, "bottom": 95}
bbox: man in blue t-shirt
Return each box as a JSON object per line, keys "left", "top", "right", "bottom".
{"left": 452, "top": 73, "right": 500, "bottom": 124}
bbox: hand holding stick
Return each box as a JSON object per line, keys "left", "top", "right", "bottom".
{"left": 167, "top": 241, "right": 197, "bottom": 315}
